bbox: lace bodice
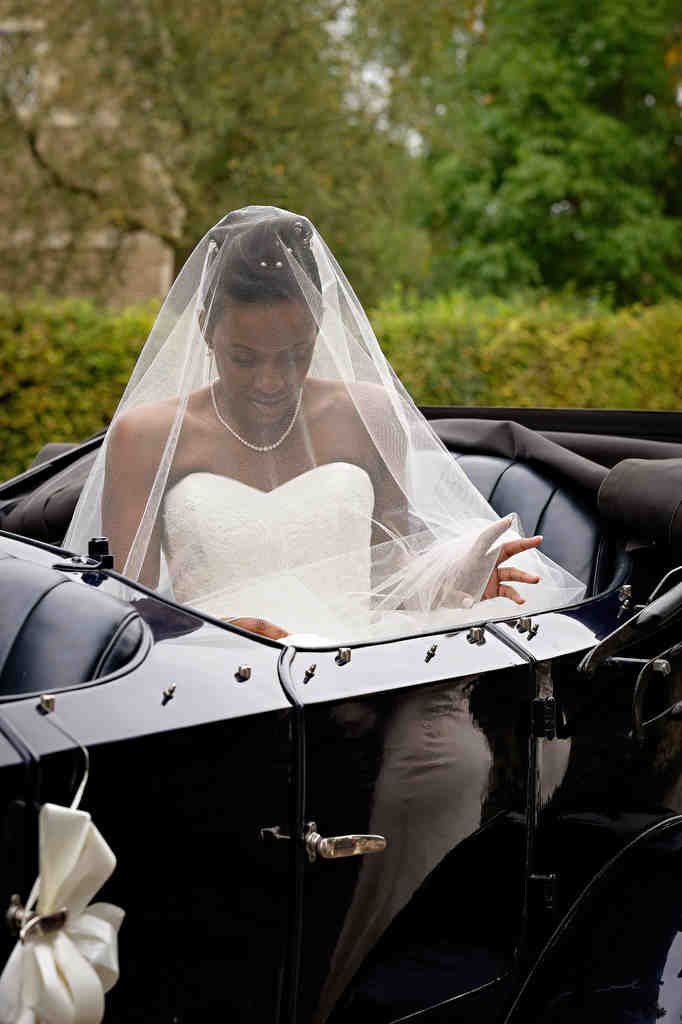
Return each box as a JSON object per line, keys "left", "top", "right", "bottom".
{"left": 162, "top": 462, "right": 374, "bottom": 636}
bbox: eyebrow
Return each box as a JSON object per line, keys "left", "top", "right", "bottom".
{"left": 228, "top": 341, "right": 312, "bottom": 354}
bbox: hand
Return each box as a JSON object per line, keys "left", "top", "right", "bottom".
{"left": 481, "top": 534, "right": 542, "bottom": 605}
{"left": 225, "top": 616, "right": 290, "bottom": 640}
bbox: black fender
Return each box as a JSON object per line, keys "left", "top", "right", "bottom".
{"left": 505, "top": 814, "right": 682, "bottom": 1023}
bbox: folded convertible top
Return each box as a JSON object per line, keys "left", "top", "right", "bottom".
{"left": 598, "top": 458, "right": 682, "bottom": 556}
{"left": 432, "top": 418, "right": 607, "bottom": 496}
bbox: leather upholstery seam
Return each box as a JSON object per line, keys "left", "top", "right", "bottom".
{"left": 668, "top": 496, "right": 682, "bottom": 548}
{"left": 0, "top": 576, "right": 68, "bottom": 680}
{"left": 533, "top": 483, "right": 559, "bottom": 540}
{"left": 590, "top": 535, "right": 607, "bottom": 597}
{"left": 488, "top": 459, "right": 516, "bottom": 506}
{"left": 92, "top": 611, "right": 143, "bottom": 678}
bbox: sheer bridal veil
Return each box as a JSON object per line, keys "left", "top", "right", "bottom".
{"left": 65, "top": 206, "right": 584, "bottom": 642}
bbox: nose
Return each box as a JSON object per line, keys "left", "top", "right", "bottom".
{"left": 253, "top": 361, "right": 286, "bottom": 396}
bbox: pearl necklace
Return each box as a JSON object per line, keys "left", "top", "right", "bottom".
{"left": 210, "top": 381, "right": 303, "bottom": 452}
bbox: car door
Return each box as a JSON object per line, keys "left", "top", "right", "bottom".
{"left": 288, "top": 627, "right": 535, "bottom": 1024}
{"left": 0, "top": 598, "right": 297, "bottom": 1024}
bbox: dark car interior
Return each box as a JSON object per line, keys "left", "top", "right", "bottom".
{"left": 2, "top": 410, "right": 682, "bottom": 1024}
{"left": 451, "top": 449, "right": 629, "bottom": 596}
{"left": 0, "top": 407, "right": 653, "bottom": 704}
{"left": 0, "top": 550, "right": 150, "bottom": 698}
{"left": 4, "top": 406, "right": 682, "bottom": 602}
{"left": 0, "top": 405, "right": 681, "bottom": 703}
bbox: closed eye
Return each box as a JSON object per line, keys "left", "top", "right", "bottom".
{"left": 228, "top": 347, "right": 258, "bottom": 367}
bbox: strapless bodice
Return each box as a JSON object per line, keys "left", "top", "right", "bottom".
{"left": 162, "top": 462, "right": 374, "bottom": 635}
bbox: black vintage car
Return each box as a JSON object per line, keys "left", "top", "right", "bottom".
{"left": 1, "top": 404, "right": 682, "bottom": 1024}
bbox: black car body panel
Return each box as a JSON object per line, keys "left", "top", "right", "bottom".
{"left": 1, "top": 407, "right": 682, "bottom": 1023}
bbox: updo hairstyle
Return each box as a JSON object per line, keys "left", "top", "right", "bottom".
{"left": 203, "top": 209, "right": 322, "bottom": 340}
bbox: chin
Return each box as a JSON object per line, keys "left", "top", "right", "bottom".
{"left": 249, "top": 397, "right": 296, "bottom": 420}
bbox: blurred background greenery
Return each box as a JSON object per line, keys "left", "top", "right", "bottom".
{"left": 1, "top": 0, "right": 681, "bottom": 477}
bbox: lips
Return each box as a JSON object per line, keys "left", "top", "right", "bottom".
{"left": 250, "top": 395, "right": 290, "bottom": 408}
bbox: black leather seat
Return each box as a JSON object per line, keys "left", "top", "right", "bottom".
{"left": 0, "top": 553, "right": 149, "bottom": 697}
{"left": 2, "top": 438, "right": 629, "bottom": 603}
{"left": 452, "top": 453, "right": 629, "bottom": 597}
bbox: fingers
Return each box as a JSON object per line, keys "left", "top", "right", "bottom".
{"left": 226, "top": 616, "right": 290, "bottom": 640}
{"left": 497, "top": 567, "right": 541, "bottom": 585}
{"left": 473, "top": 515, "right": 514, "bottom": 554}
{"left": 497, "top": 535, "right": 543, "bottom": 563}
{"left": 499, "top": 584, "right": 526, "bottom": 605}
{"left": 256, "top": 619, "right": 290, "bottom": 640}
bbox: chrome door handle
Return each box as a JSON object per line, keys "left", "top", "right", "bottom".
{"left": 305, "top": 823, "right": 387, "bottom": 863}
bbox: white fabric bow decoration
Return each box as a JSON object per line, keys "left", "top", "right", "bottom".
{"left": 0, "top": 803, "right": 124, "bottom": 1024}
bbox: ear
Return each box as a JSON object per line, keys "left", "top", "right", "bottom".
{"left": 198, "top": 307, "right": 212, "bottom": 347}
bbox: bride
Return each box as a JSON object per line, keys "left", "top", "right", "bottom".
{"left": 65, "top": 207, "right": 584, "bottom": 642}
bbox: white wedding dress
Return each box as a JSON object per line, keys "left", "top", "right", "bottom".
{"left": 161, "top": 460, "right": 573, "bottom": 645}
{"left": 162, "top": 462, "right": 377, "bottom": 640}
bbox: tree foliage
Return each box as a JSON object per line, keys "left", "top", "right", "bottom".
{"left": 418, "top": 0, "right": 682, "bottom": 302}
{"left": 0, "top": 1, "right": 427, "bottom": 305}
{"left": 2, "top": 1, "right": 681, "bottom": 306}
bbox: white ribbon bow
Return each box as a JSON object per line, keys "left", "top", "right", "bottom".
{"left": 0, "top": 803, "right": 124, "bottom": 1024}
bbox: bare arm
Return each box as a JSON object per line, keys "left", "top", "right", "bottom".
{"left": 103, "top": 406, "right": 290, "bottom": 637}
{"left": 369, "top": 450, "right": 410, "bottom": 547}
{"left": 349, "top": 384, "right": 545, "bottom": 607}
{"left": 102, "top": 408, "right": 168, "bottom": 587}
{"left": 343, "top": 382, "right": 410, "bottom": 545}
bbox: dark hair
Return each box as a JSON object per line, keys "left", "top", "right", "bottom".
{"left": 204, "top": 209, "right": 322, "bottom": 338}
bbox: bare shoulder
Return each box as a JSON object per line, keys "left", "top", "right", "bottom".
{"left": 306, "top": 378, "right": 392, "bottom": 422}
{"left": 305, "top": 379, "right": 400, "bottom": 476}
{"left": 107, "top": 398, "right": 179, "bottom": 460}
{"left": 110, "top": 387, "right": 213, "bottom": 444}
{"left": 347, "top": 380, "right": 395, "bottom": 414}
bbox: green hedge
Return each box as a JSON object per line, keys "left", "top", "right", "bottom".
{"left": 373, "top": 292, "right": 682, "bottom": 409}
{"left": 0, "top": 296, "right": 156, "bottom": 481}
{"left": 2, "top": 292, "right": 682, "bottom": 481}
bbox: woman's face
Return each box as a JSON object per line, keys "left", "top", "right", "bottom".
{"left": 211, "top": 299, "right": 317, "bottom": 426}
